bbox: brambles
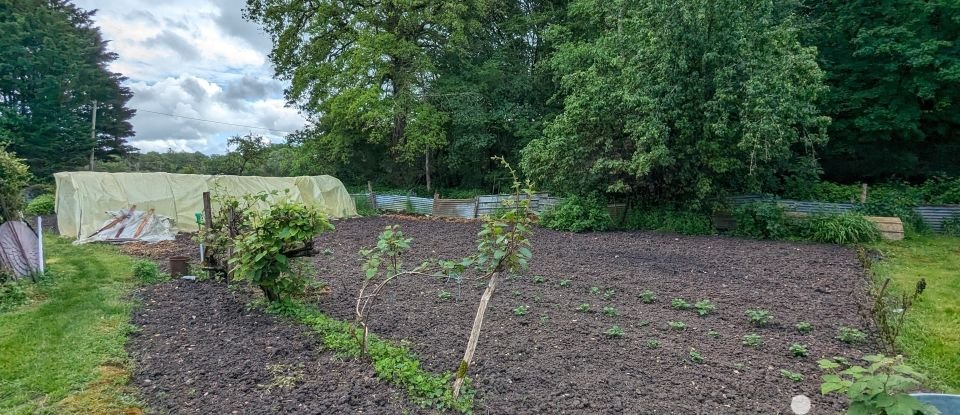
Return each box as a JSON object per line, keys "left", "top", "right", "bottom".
{"left": 668, "top": 321, "right": 687, "bottom": 331}
{"left": 590, "top": 286, "right": 601, "bottom": 295}
{"left": 605, "top": 325, "right": 625, "bottom": 338}
{"left": 438, "top": 290, "right": 452, "bottom": 301}
{"left": 796, "top": 321, "right": 812, "bottom": 334}
{"left": 694, "top": 299, "right": 715, "bottom": 316}
{"left": 708, "top": 330, "right": 719, "bottom": 338}
{"left": 689, "top": 349, "right": 703, "bottom": 363}
{"left": 743, "top": 333, "right": 762, "bottom": 347}
{"left": 639, "top": 290, "right": 656, "bottom": 303}
{"left": 603, "top": 289, "right": 615, "bottom": 299}
{"left": 745, "top": 309, "right": 772, "bottom": 327}
{"left": 645, "top": 340, "right": 661, "bottom": 349}
{"left": 513, "top": 305, "right": 529, "bottom": 316}
{"left": 576, "top": 303, "right": 590, "bottom": 312}
{"left": 558, "top": 279, "right": 571, "bottom": 287}
{"left": 837, "top": 327, "right": 867, "bottom": 344}
{"left": 818, "top": 355, "right": 937, "bottom": 415}
{"left": 602, "top": 306, "right": 618, "bottom": 317}
{"left": 780, "top": 369, "right": 804, "bottom": 382}
{"left": 789, "top": 343, "right": 809, "bottom": 358}
{"left": 532, "top": 275, "right": 545, "bottom": 284}
{"left": 671, "top": 298, "right": 692, "bottom": 310}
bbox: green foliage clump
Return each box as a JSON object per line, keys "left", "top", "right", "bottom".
{"left": 789, "top": 343, "right": 809, "bottom": 358}
{"left": 838, "top": 327, "right": 867, "bottom": 345}
{"left": 0, "top": 146, "right": 31, "bottom": 223}
{"left": 513, "top": 305, "right": 529, "bottom": 316}
{"left": 639, "top": 290, "right": 656, "bottom": 303}
{"left": 942, "top": 214, "right": 960, "bottom": 237}
{"left": 131, "top": 260, "right": 169, "bottom": 284}
{"left": 694, "top": 299, "right": 716, "bottom": 316}
{"left": 624, "top": 208, "right": 714, "bottom": 235}
{"left": 353, "top": 196, "right": 377, "bottom": 217}
{"left": 602, "top": 306, "right": 617, "bottom": 317}
{"left": 576, "top": 303, "right": 590, "bottom": 312}
{"left": 0, "top": 280, "right": 28, "bottom": 312}
{"left": 780, "top": 369, "right": 804, "bottom": 382}
{"left": 24, "top": 194, "right": 55, "bottom": 216}
{"left": 743, "top": 333, "right": 763, "bottom": 347}
{"left": 733, "top": 202, "right": 789, "bottom": 239}
{"left": 645, "top": 339, "right": 661, "bottom": 349}
{"left": 230, "top": 194, "right": 334, "bottom": 302}
{"left": 818, "top": 355, "right": 937, "bottom": 415}
{"left": 689, "top": 349, "right": 703, "bottom": 364}
{"left": 796, "top": 322, "right": 813, "bottom": 334}
{"left": 805, "top": 213, "right": 881, "bottom": 245}
{"left": 671, "top": 298, "right": 692, "bottom": 310}
{"left": 746, "top": 309, "right": 773, "bottom": 327}
{"left": 668, "top": 321, "right": 687, "bottom": 331}
{"left": 538, "top": 196, "right": 612, "bottom": 232}
{"left": 605, "top": 325, "right": 624, "bottom": 338}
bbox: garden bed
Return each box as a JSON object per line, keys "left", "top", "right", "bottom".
{"left": 311, "top": 217, "right": 877, "bottom": 413}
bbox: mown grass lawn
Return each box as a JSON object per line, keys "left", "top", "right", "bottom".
{"left": 0, "top": 236, "right": 142, "bottom": 414}
{"left": 873, "top": 234, "right": 960, "bottom": 393}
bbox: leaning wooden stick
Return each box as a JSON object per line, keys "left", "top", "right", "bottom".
{"left": 112, "top": 205, "right": 137, "bottom": 238}
{"left": 132, "top": 208, "right": 155, "bottom": 239}
{"left": 87, "top": 204, "right": 136, "bottom": 238}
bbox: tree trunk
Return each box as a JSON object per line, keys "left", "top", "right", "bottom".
{"left": 452, "top": 272, "right": 500, "bottom": 397}
{"left": 425, "top": 151, "right": 431, "bottom": 191}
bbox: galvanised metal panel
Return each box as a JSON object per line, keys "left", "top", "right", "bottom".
{"left": 914, "top": 205, "right": 960, "bottom": 232}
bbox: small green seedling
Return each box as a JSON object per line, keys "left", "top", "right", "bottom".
{"left": 576, "top": 303, "right": 590, "bottom": 312}
{"left": 743, "top": 333, "right": 762, "bottom": 347}
{"left": 605, "top": 325, "right": 625, "bottom": 338}
{"left": 539, "top": 314, "right": 550, "bottom": 325}
{"left": 780, "top": 369, "right": 804, "bottom": 382}
{"left": 789, "top": 343, "right": 809, "bottom": 358}
{"left": 639, "top": 290, "right": 656, "bottom": 303}
{"left": 602, "top": 306, "right": 618, "bottom": 317}
{"left": 671, "top": 298, "right": 692, "bottom": 310}
{"left": 837, "top": 327, "right": 867, "bottom": 344}
{"left": 558, "top": 279, "right": 571, "bottom": 287}
{"left": 637, "top": 320, "right": 651, "bottom": 327}
{"left": 513, "top": 305, "right": 529, "bottom": 316}
{"left": 590, "top": 286, "right": 601, "bottom": 295}
{"left": 322, "top": 248, "right": 333, "bottom": 255}
{"left": 694, "top": 299, "right": 716, "bottom": 316}
{"left": 746, "top": 309, "right": 773, "bottom": 327}
{"left": 437, "top": 290, "right": 452, "bottom": 301}
{"left": 668, "top": 321, "right": 687, "bottom": 331}
{"left": 689, "top": 349, "right": 704, "bottom": 363}
{"left": 708, "top": 330, "right": 720, "bottom": 338}
{"left": 796, "top": 321, "right": 812, "bottom": 334}
{"left": 532, "top": 275, "right": 545, "bottom": 284}
{"left": 513, "top": 290, "right": 521, "bottom": 297}
{"left": 645, "top": 339, "right": 661, "bottom": 349}
{"left": 603, "top": 289, "right": 615, "bottom": 300}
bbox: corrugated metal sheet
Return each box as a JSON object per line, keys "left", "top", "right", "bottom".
{"left": 374, "top": 194, "right": 433, "bottom": 214}
{"left": 914, "top": 205, "right": 960, "bottom": 232}
{"left": 433, "top": 199, "right": 477, "bottom": 218}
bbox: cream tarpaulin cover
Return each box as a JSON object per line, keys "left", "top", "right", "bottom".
{"left": 54, "top": 172, "right": 357, "bottom": 239}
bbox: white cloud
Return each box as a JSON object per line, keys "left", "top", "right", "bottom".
{"left": 73, "top": 0, "right": 306, "bottom": 154}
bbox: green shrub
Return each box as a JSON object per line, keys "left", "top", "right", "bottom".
{"left": 539, "top": 196, "right": 612, "bottom": 232}
{"left": 806, "top": 213, "right": 881, "bottom": 245}
{"left": 942, "top": 214, "right": 960, "bottom": 236}
{"left": 24, "top": 194, "right": 55, "bottom": 216}
{"left": 733, "top": 202, "right": 789, "bottom": 239}
{"left": 0, "top": 145, "right": 31, "bottom": 223}
{"left": 918, "top": 176, "right": 960, "bottom": 205}
{"left": 623, "top": 208, "right": 714, "bottom": 235}
{"left": 132, "top": 260, "right": 169, "bottom": 284}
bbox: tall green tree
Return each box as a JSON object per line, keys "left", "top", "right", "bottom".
{"left": 804, "top": 0, "right": 960, "bottom": 181}
{"left": 0, "top": 0, "right": 135, "bottom": 178}
{"left": 523, "top": 0, "right": 829, "bottom": 207}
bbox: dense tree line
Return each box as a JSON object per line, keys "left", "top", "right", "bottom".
{"left": 244, "top": 0, "right": 958, "bottom": 205}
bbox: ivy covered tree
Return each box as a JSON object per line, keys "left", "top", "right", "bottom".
{"left": 522, "top": 0, "right": 829, "bottom": 208}
{"left": 0, "top": 0, "right": 136, "bottom": 178}
{"left": 804, "top": 0, "right": 960, "bottom": 181}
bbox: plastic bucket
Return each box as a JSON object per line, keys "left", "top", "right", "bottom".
{"left": 168, "top": 256, "right": 189, "bottom": 278}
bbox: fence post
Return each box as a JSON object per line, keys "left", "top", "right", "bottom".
{"left": 474, "top": 197, "right": 480, "bottom": 218}
{"left": 367, "top": 181, "right": 377, "bottom": 210}
{"left": 861, "top": 183, "right": 868, "bottom": 204}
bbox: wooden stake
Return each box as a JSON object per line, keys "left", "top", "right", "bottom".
{"left": 202, "top": 192, "right": 213, "bottom": 230}
{"left": 87, "top": 204, "right": 136, "bottom": 238}
{"left": 452, "top": 272, "right": 500, "bottom": 397}
{"left": 861, "top": 183, "right": 869, "bottom": 204}
{"left": 132, "top": 208, "right": 155, "bottom": 239}
{"left": 367, "top": 181, "right": 377, "bottom": 210}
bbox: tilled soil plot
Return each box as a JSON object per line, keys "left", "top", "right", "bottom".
{"left": 128, "top": 281, "right": 423, "bottom": 414}
{"left": 312, "top": 217, "right": 877, "bottom": 414}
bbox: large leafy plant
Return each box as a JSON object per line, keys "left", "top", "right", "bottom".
{"left": 818, "top": 354, "right": 939, "bottom": 415}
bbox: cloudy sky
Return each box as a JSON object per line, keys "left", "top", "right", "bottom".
{"left": 73, "top": 0, "right": 307, "bottom": 154}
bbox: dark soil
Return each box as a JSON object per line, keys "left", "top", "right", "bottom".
{"left": 311, "top": 217, "right": 877, "bottom": 414}
{"left": 127, "top": 281, "right": 422, "bottom": 414}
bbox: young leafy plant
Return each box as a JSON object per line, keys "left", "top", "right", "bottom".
{"left": 605, "top": 325, "right": 625, "bottom": 338}
{"left": 789, "top": 343, "right": 809, "bottom": 358}
{"left": 742, "top": 333, "right": 763, "bottom": 347}
{"left": 694, "top": 299, "right": 715, "bottom": 316}
{"left": 590, "top": 286, "right": 601, "bottom": 295}
{"left": 671, "top": 298, "right": 692, "bottom": 310}
{"left": 513, "top": 305, "right": 529, "bottom": 316}
{"left": 603, "top": 289, "right": 615, "bottom": 300}
{"left": 837, "top": 327, "right": 867, "bottom": 344}
{"left": 745, "top": 309, "right": 773, "bottom": 327}
{"left": 639, "top": 290, "right": 656, "bottom": 303}
{"left": 795, "top": 321, "right": 812, "bottom": 334}
{"left": 708, "top": 330, "right": 720, "bottom": 338}
{"left": 602, "top": 306, "right": 618, "bottom": 317}
{"left": 558, "top": 279, "right": 571, "bottom": 287}
{"left": 780, "top": 369, "right": 804, "bottom": 382}
{"left": 438, "top": 290, "right": 453, "bottom": 301}
{"left": 668, "top": 321, "right": 687, "bottom": 331}
{"left": 532, "top": 275, "right": 545, "bottom": 283}
{"left": 645, "top": 339, "right": 661, "bottom": 349}
{"left": 576, "top": 303, "right": 590, "bottom": 312}
{"left": 818, "top": 355, "right": 937, "bottom": 414}
{"left": 689, "top": 349, "right": 703, "bottom": 364}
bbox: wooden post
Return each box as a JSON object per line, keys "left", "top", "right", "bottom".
{"left": 452, "top": 272, "right": 500, "bottom": 397}
{"left": 861, "top": 183, "right": 868, "bottom": 204}
{"left": 474, "top": 197, "right": 480, "bottom": 218}
{"left": 367, "top": 181, "right": 377, "bottom": 210}
{"left": 202, "top": 192, "right": 213, "bottom": 230}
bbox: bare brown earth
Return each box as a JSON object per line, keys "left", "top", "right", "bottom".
{"left": 127, "top": 216, "right": 877, "bottom": 414}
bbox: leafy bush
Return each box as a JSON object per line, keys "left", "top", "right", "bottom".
{"left": 819, "top": 355, "right": 938, "bottom": 415}
{"left": 733, "top": 202, "right": 789, "bottom": 239}
{"left": 623, "top": 208, "right": 714, "bottom": 235}
{"left": 539, "top": 196, "right": 612, "bottom": 232}
{"left": 746, "top": 309, "right": 773, "bottom": 327}
{"left": 24, "top": 194, "right": 55, "bottom": 216}
{"left": 943, "top": 214, "right": 960, "bottom": 236}
{"left": 132, "top": 260, "right": 169, "bottom": 284}
{"left": 0, "top": 145, "right": 31, "bottom": 223}
{"left": 838, "top": 327, "right": 867, "bottom": 344}
{"left": 805, "top": 213, "right": 881, "bottom": 245}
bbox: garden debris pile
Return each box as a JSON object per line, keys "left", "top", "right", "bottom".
{"left": 76, "top": 206, "right": 175, "bottom": 244}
